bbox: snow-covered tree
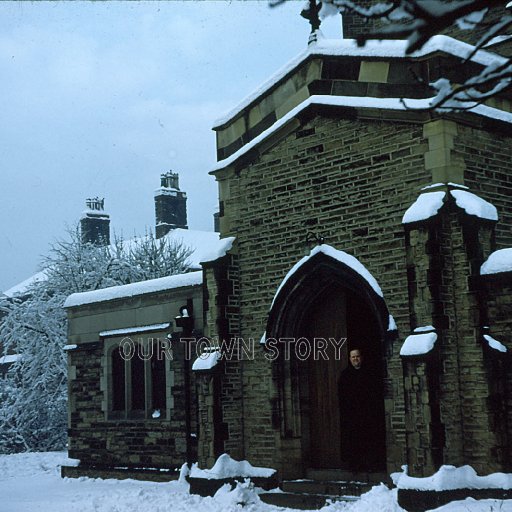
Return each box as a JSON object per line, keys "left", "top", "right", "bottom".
{"left": 0, "top": 228, "right": 192, "bottom": 453}
{"left": 272, "top": 0, "right": 512, "bottom": 109}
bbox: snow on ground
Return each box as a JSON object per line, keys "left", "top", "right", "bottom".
{"left": 1, "top": 452, "right": 512, "bottom": 512}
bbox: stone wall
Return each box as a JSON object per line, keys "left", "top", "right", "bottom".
{"left": 403, "top": 199, "right": 505, "bottom": 476}
{"left": 481, "top": 272, "right": 512, "bottom": 469}
{"left": 208, "top": 101, "right": 512, "bottom": 477}
{"left": 66, "top": 284, "right": 202, "bottom": 469}
{"left": 215, "top": 114, "right": 433, "bottom": 475}
{"left": 200, "top": 254, "right": 242, "bottom": 467}
{"left": 68, "top": 340, "right": 191, "bottom": 468}
{"left": 456, "top": 124, "right": 512, "bottom": 248}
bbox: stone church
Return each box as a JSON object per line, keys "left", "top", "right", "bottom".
{"left": 197, "top": 6, "right": 512, "bottom": 481}
{"left": 64, "top": 3, "right": 512, "bottom": 500}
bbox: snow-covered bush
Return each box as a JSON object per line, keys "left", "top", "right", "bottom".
{"left": 0, "top": 227, "right": 192, "bottom": 453}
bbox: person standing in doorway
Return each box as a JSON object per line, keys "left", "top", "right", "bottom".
{"left": 338, "top": 348, "right": 384, "bottom": 471}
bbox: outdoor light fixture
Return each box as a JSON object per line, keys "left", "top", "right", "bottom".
{"left": 175, "top": 303, "right": 194, "bottom": 332}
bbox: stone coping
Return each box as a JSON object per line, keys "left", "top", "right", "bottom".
{"left": 188, "top": 474, "right": 279, "bottom": 497}
{"left": 397, "top": 487, "right": 512, "bottom": 511}
{"left": 61, "top": 464, "right": 180, "bottom": 482}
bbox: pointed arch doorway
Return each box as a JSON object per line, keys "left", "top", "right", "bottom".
{"left": 267, "top": 246, "right": 389, "bottom": 472}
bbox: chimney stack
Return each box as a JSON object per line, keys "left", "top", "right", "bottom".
{"left": 80, "top": 197, "right": 110, "bottom": 245}
{"left": 155, "top": 171, "right": 188, "bottom": 238}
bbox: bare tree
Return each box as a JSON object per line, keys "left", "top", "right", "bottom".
{"left": 272, "top": 0, "right": 512, "bottom": 110}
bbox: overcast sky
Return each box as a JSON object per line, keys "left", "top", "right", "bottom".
{"left": 0, "top": 1, "right": 344, "bottom": 293}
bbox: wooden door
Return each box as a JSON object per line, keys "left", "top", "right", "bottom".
{"left": 307, "top": 288, "right": 348, "bottom": 468}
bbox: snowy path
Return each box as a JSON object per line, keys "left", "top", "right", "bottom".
{"left": 0, "top": 452, "right": 511, "bottom": 512}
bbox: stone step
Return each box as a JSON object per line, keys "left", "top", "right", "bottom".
{"left": 281, "top": 479, "right": 373, "bottom": 496}
{"left": 306, "top": 468, "right": 389, "bottom": 485}
{"left": 259, "top": 491, "right": 359, "bottom": 510}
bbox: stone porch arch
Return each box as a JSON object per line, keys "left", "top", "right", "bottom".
{"left": 264, "top": 245, "right": 393, "bottom": 474}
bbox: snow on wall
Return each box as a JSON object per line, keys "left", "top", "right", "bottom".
{"left": 414, "top": 325, "right": 436, "bottom": 333}
{"left": 99, "top": 323, "right": 171, "bottom": 338}
{"left": 483, "top": 334, "right": 507, "bottom": 353}
{"left": 192, "top": 348, "right": 221, "bottom": 372}
{"left": 80, "top": 209, "right": 110, "bottom": 221}
{"left": 272, "top": 244, "right": 383, "bottom": 309}
{"left": 199, "top": 236, "right": 236, "bottom": 264}
{"left": 64, "top": 271, "right": 202, "bottom": 309}
{"left": 402, "top": 189, "right": 499, "bottom": 225}
{"left": 421, "top": 182, "right": 468, "bottom": 191}
{"left": 402, "top": 191, "right": 446, "bottom": 224}
{"left": 154, "top": 187, "right": 181, "bottom": 197}
{"left": 394, "top": 464, "right": 512, "bottom": 491}
{"left": 450, "top": 190, "right": 498, "bottom": 221}
{"left": 213, "top": 35, "right": 505, "bottom": 129}
{"left": 189, "top": 453, "right": 276, "bottom": 479}
{"left": 480, "top": 248, "right": 512, "bottom": 275}
{"left": 400, "top": 331, "right": 438, "bottom": 356}
{"left": 212, "top": 94, "right": 512, "bottom": 173}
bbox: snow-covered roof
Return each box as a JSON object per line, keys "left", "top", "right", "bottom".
{"left": 63, "top": 271, "right": 202, "bottom": 309}
{"left": 272, "top": 244, "right": 383, "bottom": 308}
{"left": 394, "top": 464, "right": 512, "bottom": 491}
{"left": 402, "top": 189, "right": 499, "bottom": 225}
{"left": 190, "top": 453, "right": 276, "bottom": 480}
{"left": 481, "top": 248, "right": 512, "bottom": 275}
{"left": 400, "top": 331, "right": 437, "bottom": 356}
{"left": 3, "top": 229, "right": 233, "bottom": 298}
{"left": 211, "top": 95, "right": 512, "bottom": 173}
{"left": 213, "top": 35, "right": 506, "bottom": 129}
{"left": 3, "top": 270, "right": 49, "bottom": 298}
{"left": 121, "top": 228, "right": 230, "bottom": 269}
